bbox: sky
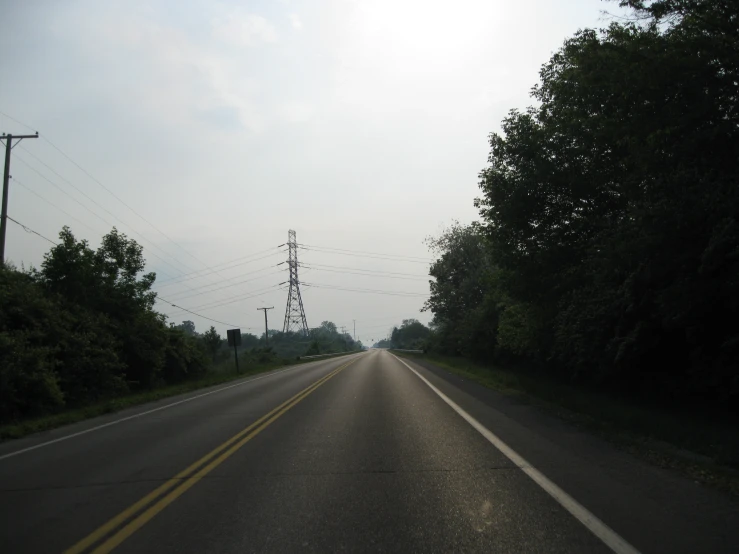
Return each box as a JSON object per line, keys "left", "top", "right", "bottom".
{"left": 1, "top": 0, "right": 624, "bottom": 345}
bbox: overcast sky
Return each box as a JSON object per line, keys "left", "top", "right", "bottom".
{"left": 1, "top": 0, "right": 623, "bottom": 344}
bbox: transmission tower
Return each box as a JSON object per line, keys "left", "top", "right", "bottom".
{"left": 282, "top": 230, "right": 309, "bottom": 335}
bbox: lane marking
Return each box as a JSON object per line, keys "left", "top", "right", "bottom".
{"left": 0, "top": 354, "right": 359, "bottom": 462}
{"left": 391, "top": 354, "right": 641, "bottom": 554}
{"left": 65, "top": 357, "right": 359, "bottom": 554}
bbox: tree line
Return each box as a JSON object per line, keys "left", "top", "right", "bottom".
{"left": 0, "top": 227, "right": 361, "bottom": 424}
{"left": 371, "top": 319, "right": 430, "bottom": 350}
{"left": 422, "top": 0, "right": 738, "bottom": 414}
{"left": 184, "top": 319, "right": 363, "bottom": 363}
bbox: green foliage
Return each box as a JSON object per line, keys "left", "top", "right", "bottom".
{"left": 0, "top": 227, "right": 210, "bottom": 424}
{"left": 202, "top": 326, "right": 222, "bottom": 362}
{"left": 171, "top": 320, "right": 197, "bottom": 336}
{"left": 426, "top": 0, "right": 739, "bottom": 413}
{"left": 305, "top": 340, "right": 321, "bottom": 356}
{"left": 259, "top": 322, "right": 362, "bottom": 358}
{"left": 241, "top": 347, "right": 278, "bottom": 367}
{"left": 390, "top": 319, "right": 431, "bottom": 350}
{"left": 423, "top": 223, "right": 502, "bottom": 358}
{"left": 163, "top": 327, "right": 208, "bottom": 383}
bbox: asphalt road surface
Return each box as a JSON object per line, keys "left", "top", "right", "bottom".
{"left": 1, "top": 349, "right": 737, "bottom": 553}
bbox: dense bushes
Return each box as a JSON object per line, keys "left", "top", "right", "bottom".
{"left": 389, "top": 320, "right": 431, "bottom": 350}
{"left": 0, "top": 228, "right": 207, "bottom": 423}
{"left": 424, "top": 0, "right": 739, "bottom": 413}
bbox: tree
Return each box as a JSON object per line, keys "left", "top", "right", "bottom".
{"left": 470, "top": 0, "right": 739, "bottom": 407}
{"left": 171, "top": 320, "right": 197, "bottom": 336}
{"left": 390, "top": 319, "right": 431, "bottom": 350}
{"left": 423, "top": 223, "right": 502, "bottom": 358}
{"left": 202, "top": 326, "right": 222, "bottom": 362}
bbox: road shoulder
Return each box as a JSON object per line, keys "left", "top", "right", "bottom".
{"left": 394, "top": 351, "right": 739, "bottom": 554}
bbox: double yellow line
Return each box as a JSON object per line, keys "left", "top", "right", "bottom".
{"left": 65, "top": 357, "right": 358, "bottom": 554}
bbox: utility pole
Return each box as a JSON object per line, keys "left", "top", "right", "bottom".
{"left": 353, "top": 320, "right": 356, "bottom": 340}
{"left": 1, "top": 132, "right": 38, "bottom": 265}
{"left": 257, "top": 307, "right": 274, "bottom": 346}
{"left": 282, "top": 230, "right": 309, "bottom": 335}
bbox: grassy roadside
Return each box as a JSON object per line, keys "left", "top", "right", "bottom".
{"left": 0, "top": 351, "right": 357, "bottom": 442}
{"left": 394, "top": 351, "right": 739, "bottom": 497}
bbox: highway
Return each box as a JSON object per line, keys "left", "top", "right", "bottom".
{"left": 0, "top": 349, "right": 737, "bottom": 553}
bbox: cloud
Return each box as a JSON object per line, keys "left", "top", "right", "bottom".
{"left": 212, "top": 12, "right": 278, "bottom": 46}
{"left": 278, "top": 102, "right": 314, "bottom": 123}
{"left": 289, "top": 13, "right": 303, "bottom": 30}
{"left": 61, "top": 6, "right": 272, "bottom": 133}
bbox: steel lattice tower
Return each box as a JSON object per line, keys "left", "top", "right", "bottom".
{"left": 282, "top": 230, "right": 309, "bottom": 335}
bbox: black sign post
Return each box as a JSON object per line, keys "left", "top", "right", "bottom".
{"left": 227, "top": 329, "right": 242, "bottom": 372}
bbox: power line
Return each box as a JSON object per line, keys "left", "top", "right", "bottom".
{"left": 12, "top": 156, "right": 238, "bottom": 303}
{"left": 165, "top": 267, "right": 285, "bottom": 302}
{"left": 14, "top": 155, "right": 183, "bottom": 275}
{"left": 11, "top": 177, "right": 102, "bottom": 236}
{"left": 6, "top": 215, "right": 57, "bottom": 245}
{"left": 1, "top": 111, "right": 232, "bottom": 287}
{"left": 300, "top": 264, "right": 429, "bottom": 282}
{"left": 299, "top": 243, "right": 432, "bottom": 262}
{"left": 337, "top": 314, "right": 426, "bottom": 328}
{"left": 299, "top": 244, "right": 431, "bottom": 264}
{"left": 156, "top": 295, "right": 243, "bottom": 328}
{"left": 164, "top": 283, "right": 284, "bottom": 313}
{"left": 301, "top": 261, "right": 429, "bottom": 278}
{"left": 302, "top": 282, "right": 429, "bottom": 298}
{"left": 0, "top": 111, "right": 35, "bottom": 132}
{"left": 15, "top": 151, "right": 196, "bottom": 275}
{"left": 37, "top": 132, "right": 232, "bottom": 281}
{"left": 154, "top": 247, "right": 284, "bottom": 286}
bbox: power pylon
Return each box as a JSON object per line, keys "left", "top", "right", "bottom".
{"left": 282, "top": 230, "right": 309, "bottom": 335}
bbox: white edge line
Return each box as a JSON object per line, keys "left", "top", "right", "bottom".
{"left": 0, "top": 354, "right": 360, "bottom": 462}
{"left": 391, "top": 353, "right": 641, "bottom": 554}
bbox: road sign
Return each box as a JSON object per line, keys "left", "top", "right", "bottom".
{"left": 227, "top": 329, "right": 242, "bottom": 347}
{"left": 227, "top": 329, "right": 241, "bottom": 372}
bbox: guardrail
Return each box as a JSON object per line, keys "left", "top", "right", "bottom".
{"left": 390, "top": 349, "right": 424, "bottom": 354}
{"left": 298, "top": 351, "right": 361, "bottom": 360}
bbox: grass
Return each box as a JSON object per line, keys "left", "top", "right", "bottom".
{"left": 0, "top": 351, "right": 357, "bottom": 442}
{"left": 394, "top": 351, "right": 739, "bottom": 496}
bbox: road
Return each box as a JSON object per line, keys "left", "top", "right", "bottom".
{"left": 0, "top": 349, "right": 737, "bottom": 553}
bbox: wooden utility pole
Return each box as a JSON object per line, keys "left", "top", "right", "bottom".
{"left": 257, "top": 307, "right": 274, "bottom": 346}
{"left": 1, "top": 132, "right": 39, "bottom": 265}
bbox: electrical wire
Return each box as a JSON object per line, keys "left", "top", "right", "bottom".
{"left": 6, "top": 215, "right": 57, "bottom": 245}
{"left": 15, "top": 151, "right": 197, "bottom": 275}
{"left": 11, "top": 177, "right": 103, "bottom": 236}
{"left": 299, "top": 245, "right": 430, "bottom": 265}
{"left": 11, "top": 157, "right": 243, "bottom": 305}
{"left": 154, "top": 247, "right": 284, "bottom": 286}
{"left": 2, "top": 111, "right": 237, "bottom": 287}
{"left": 156, "top": 295, "right": 243, "bottom": 328}
{"left": 298, "top": 243, "right": 432, "bottom": 262}
{"left": 300, "top": 261, "right": 429, "bottom": 278}
{"left": 165, "top": 283, "right": 284, "bottom": 313}
{"left": 45, "top": 143, "right": 212, "bottom": 268}
{"left": 302, "top": 282, "right": 429, "bottom": 298}
{"left": 14, "top": 165, "right": 281, "bottom": 309}
{"left": 165, "top": 268, "right": 286, "bottom": 302}
{"left": 33, "top": 128, "right": 229, "bottom": 280}
{"left": 300, "top": 264, "right": 429, "bottom": 282}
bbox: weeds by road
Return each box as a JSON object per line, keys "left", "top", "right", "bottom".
{"left": 0, "top": 351, "right": 357, "bottom": 441}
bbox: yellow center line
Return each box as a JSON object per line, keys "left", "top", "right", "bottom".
{"left": 65, "top": 357, "right": 359, "bottom": 554}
